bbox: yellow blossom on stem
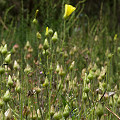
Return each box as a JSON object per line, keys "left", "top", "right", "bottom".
{"left": 45, "top": 27, "right": 49, "bottom": 36}
{"left": 35, "top": 9, "right": 39, "bottom": 18}
{"left": 63, "top": 4, "right": 76, "bottom": 19}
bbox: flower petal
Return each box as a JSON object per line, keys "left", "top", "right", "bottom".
{"left": 64, "top": 4, "right": 76, "bottom": 19}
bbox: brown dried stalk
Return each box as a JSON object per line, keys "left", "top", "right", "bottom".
{"left": 105, "top": 106, "right": 120, "bottom": 120}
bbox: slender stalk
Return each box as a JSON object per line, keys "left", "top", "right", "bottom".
{"left": 20, "top": 93, "right": 23, "bottom": 120}
{"left": 62, "top": 20, "right": 66, "bottom": 48}
{"left": 105, "top": 106, "right": 120, "bottom": 120}
{"left": 0, "top": 75, "right": 2, "bottom": 96}
{"left": 37, "top": 93, "right": 43, "bottom": 120}
{"left": 18, "top": 93, "right": 21, "bottom": 118}
{"left": 49, "top": 67, "right": 52, "bottom": 120}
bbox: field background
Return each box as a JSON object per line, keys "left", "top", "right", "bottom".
{"left": 0, "top": 0, "right": 120, "bottom": 120}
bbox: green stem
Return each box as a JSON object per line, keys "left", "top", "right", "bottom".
{"left": 63, "top": 20, "right": 66, "bottom": 48}
{"left": 0, "top": 75, "right": 2, "bottom": 96}
{"left": 20, "top": 93, "right": 23, "bottom": 120}
{"left": 49, "top": 70, "right": 52, "bottom": 120}
{"left": 37, "top": 94, "right": 43, "bottom": 120}
{"left": 18, "top": 93, "right": 21, "bottom": 119}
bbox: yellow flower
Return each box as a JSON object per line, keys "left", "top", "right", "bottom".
{"left": 35, "top": 9, "right": 39, "bottom": 18}
{"left": 45, "top": 27, "right": 49, "bottom": 36}
{"left": 45, "top": 27, "right": 53, "bottom": 37}
{"left": 63, "top": 4, "right": 76, "bottom": 19}
{"left": 114, "top": 34, "right": 117, "bottom": 41}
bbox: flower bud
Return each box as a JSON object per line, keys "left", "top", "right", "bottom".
{"left": 92, "top": 63, "right": 97, "bottom": 72}
{"left": 2, "top": 40, "right": 6, "bottom": 45}
{"left": 99, "top": 82, "right": 104, "bottom": 92}
{"left": 117, "top": 47, "right": 120, "bottom": 52}
{"left": 36, "top": 32, "right": 41, "bottom": 39}
{"left": 24, "top": 64, "right": 32, "bottom": 73}
{"left": 95, "top": 69, "right": 100, "bottom": 78}
{"left": 66, "top": 74, "right": 70, "bottom": 82}
{"left": 34, "top": 87, "right": 41, "bottom": 94}
{"left": 113, "top": 94, "right": 118, "bottom": 103}
{"left": 96, "top": 103, "right": 104, "bottom": 119}
{"left": 48, "top": 29, "right": 53, "bottom": 36}
{"left": 53, "top": 111, "right": 62, "bottom": 120}
{"left": 104, "top": 93, "right": 108, "bottom": 100}
{"left": 28, "top": 47, "right": 33, "bottom": 53}
{"left": 5, "top": 108, "right": 12, "bottom": 120}
{"left": 69, "top": 81, "right": 73, "bottom": 90}
{"left": 73, "top": 46, "right": 77, "bottom": 53}
{"left": 43, "top": 76, "right": 49, "bottom": 87}
{"left": 13, "top": 60, "right": 20, "bottom": 70}
{"left": 42, "top": 49, "right": 49, "bottom": 56}
{"left": 0, "top": 98, "right": 4, "bottom": 107}
{"left": 117, "top": 96, "right": 120, "bottom": 104}
{"left": 5, "top": 54, "right": 11, "bottom": 63}
{"left": 56, "top": 46, "right": 60, "bottom": 53}
{"left": 59, "top": 66, "right": 65, "bottom": 77}
{"left": 1, "top": 44, "right": 7, "bottom": 55}
{"left": 8, "top": 75, "right": 13, "bottom": 87}
{"left": 10, "top": 47, "right": 15, "bottom": 54}
{"left": 30, "top": 110, "right": 37, "bottom": 120}
{"left": 98, "top": 75, "right": 102, "bottom": 81}
{"left": 4, "top": 65, "right": 11, "bottom": 72}
{"left": 114, "top": 34, "right": 117, "bottom": 41}
{"left": 43, "top": 39, "right": 49, "bottom": 50}
{"left": 33, "top": 18, "right": 38, "bottom": 24}
{"left": 25, "top": 41, "right": 31, "bottom": 49}
{"left": 12, "top": 74, "right": 17, "bottom": 81}
{"left": 37, "top": 109, "right": 41, "bottom": 119}
{"left": 70, "top": 61, "right": 75, "bottom": 70}
{"left": 23, "top": 106, "right": 30, "bottom": 117}
{"left": 15, "top": 80, "right": 21, "bottom": 93}
{"left": 35, "top": 9, "right": 39, "bottom": 18}
{"left": 3, "top": 90, "right": 10, "bottom": 102}
{"left": 102, "top": 82, "right": 107, "bottom": 89}
{"left": 0, "top": 45, "right": 3, "bottom": 53}
{"left": 87, "top": 72, "right": 93, "bottom": 80}
{"left": 82, "top": 92, "right": 87, "bottom": 102}
{"left": 50, "top": 63, "right": 53, "bottom": 71}
{"left": 83, "top": 86, "right": 89, "bottom": 93}
{"left": 0, "top": 67, "right": 5, "bottom": 75}
{"left": 56, "top": 63, "right": 60, "bottom": 73}
{"left": 64, "top": 51, "right": 68, "bottom": 58}
{"left": 0, "top": 111, "right": 3, "bottom": 119}
{"left": 45, "top": 27, "right": 53, "bottom": 37}
{"left": 63, "top": 104, "right": 69, "bottom": 118}
{"left": 108, "top": 53, "right": 113, "bottom": 59}
{"left": 69, "top": 50, "right": 74, "bottom": 56}
{"left": 38, "top": 44, "right": 43, "bottom": 50}
{"left": 13, "top": 44, "right": 19, "bottom": 50}
{"left": 50, "top": 105, "right": 55, "bottom": 117}
{"left": 86, "top": 78, "right": 90, "bottom": 84}
{"left": 45, "top": 27, "right": 49, "bottom": 37}
{"left": 52, "top": 31, "right": 58, "bottom": 43}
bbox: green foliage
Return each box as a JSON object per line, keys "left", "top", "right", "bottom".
{"left": 0, "top": 0, "right": 120, "bottom": 120}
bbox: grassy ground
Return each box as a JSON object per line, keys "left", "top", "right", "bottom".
{"left": 0, "top": 0, "right": 120, "bottom": 120}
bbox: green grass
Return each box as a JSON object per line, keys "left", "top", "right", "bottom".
{"left": 0, "top": 0, "right": 120, "bottom": 120}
